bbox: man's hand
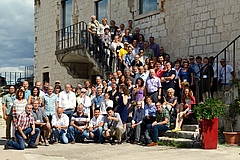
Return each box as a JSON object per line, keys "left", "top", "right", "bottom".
{"left": 46, "top": 122, "right": 51, "bottom": 128}
{"left": 22, "top": 134, "right": 27, "bottom": 140}
{"left": 77, "top": 127, "right": 84, "bottom": 132}
{"left": 107, "top": 116, "right": 112, "bottom": 120}
{"left": 105, "top": 131, "right": 110, "bottom": 137}
{"left": 57, "top": 126, "right": 61, "bottom": 130}
{"left": 152, "top": 121, "right": 157, "bottom": 127}
{"left": 131, "top": 124, "right": 136, "bottom": 129}
{"left": 146, "top": 115, "right": 150, "bottom": 119}
{"left": 3, "top": 114, "right": 7, "bottom": 120}
{"left": 89, "top": 132, "right": 94, "bottom": 138}
{"left": 31, "top": 130, "right": 35, "bottom": 136}
{"left": 158, "top": 95, "right": 161, "bottom": 100}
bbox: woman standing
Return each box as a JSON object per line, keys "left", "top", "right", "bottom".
{"left": 172, "top": 88, "right": 196, "bottom": 132}
{"left": 12, "top": 87, "right": 28, "bottom": 126}
{"left": 117, "top": 85, "right": 129, "bottom": 132}
{"left": 178, "top": 61, "right": 194, "bottom": 90}
{"left": 200, "top": 57, "right": 214, "bottom": 101}
{"left": 28, "top": 86, "right": 43, "bottom": 106}
{"left": 111, "top": 35, "right": 123, "bottom": 72}
{"left": 54, "top": 85, "right": 61, "bottom": 99}
{"left": 132, "top": 78, "right": 146, "bottom": 107}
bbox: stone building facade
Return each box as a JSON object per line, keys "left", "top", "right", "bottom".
{"left": 34, "top": 0, "right": 240, "bottom": 86}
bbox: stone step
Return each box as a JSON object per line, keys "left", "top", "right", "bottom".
{"left": 158, "top": 137, "right": 201, "bottom": 148}
{"left": 164, "top": 130, "right": 199, "bottom": 139}
{"left": 182, "top": 125, "right": 199, "bottom": 132}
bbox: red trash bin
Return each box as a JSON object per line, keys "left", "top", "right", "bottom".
{"left": 199, "top": 118, "right": 218, "bottom": 149}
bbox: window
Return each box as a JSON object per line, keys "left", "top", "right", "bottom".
{"left": 43, "top": 72, "right": 49, "bottom": 84}
{"left": 96, "top": 0, "right": 108, "bottom": 22}
{"left": 139, "top": 0, "right": 158, "bottom": 14}
{"left": 62, "top": 0, "right": 72, "bottom": 28}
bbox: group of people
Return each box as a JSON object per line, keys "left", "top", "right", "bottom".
{"left": 2, "top": 16, "right": 235, "bottom": 150}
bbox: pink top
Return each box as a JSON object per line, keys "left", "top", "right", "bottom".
{"left": 183, "top": 96, "right": 196, "bottom": 109}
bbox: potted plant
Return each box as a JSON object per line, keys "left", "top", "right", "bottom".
{"left": 193, "top": 98, "right": 226, "bottom": 149}
{"left": 223, "top": 98, "right": 240, "bottom": 145}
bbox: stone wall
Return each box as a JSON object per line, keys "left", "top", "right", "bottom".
{"left": 34, "top": 0, "right": 84, "bottom": 87}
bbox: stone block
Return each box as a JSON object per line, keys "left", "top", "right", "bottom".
{"left": 215, "top": 17, "right": 223, "bottom": 26}
{"left": 159, "top": 30, "right": 167, "bottom": 37}
{"left": 210, "top": 10, "right": 217, "bottom": 18}
{"left": 223, "top": 14, "right": 233, "bottom": 24}
{"left": 221, "top": 31, "right": 230, "bottom": 41}
{"left": 190, "top": 38, "right": 197, "bottom": 46}
{"left": 224, "top": 7, "right": 231, "bottom": 15}
{"left": 185, "top": 2, "right": 192, "bottom": 10}
{"left": 211, "top": 34, "right": 221, "bottom": 43}
{"left": 151, "top": 20, "right": 159, "bottom": 27}
{"left": 213, "top": 42, "right": 224, "bottom": 52}
{"left": 194, "top": 46, "right": 203, "bottom": 54}
{"left": 205, "top": 27, "right": 213, "bottom": 35}
{"left": 231, "top": 5, "right": 240, "bottom": 14}
{"left": 201, "top": 12, "right": 210, "bottom": 21}
{"left": 197, "top": 36, "right": 206, "bottom": 45}
{"left": 207, "top": 19, "right": 214, "bottom": 27}
{"left": 203, "top": 44, "right": 213, "bottom": 53}
{"left": 150, "top": 27, "right": 157, "bottom": 33}
{"left": 199, "top": 29, "right": 205, "bottom": 36}
{"left": 194, "top": 7, "right": 202, "bottom": 15}
{"left": 194, "top": 22, "right": 202, "bottom": 30}
{"left": 202, "top": 21, "right": 207, "bottom": 28}
{"left": 207, "top": 3, "right": 215, "bottom": 11}
{"left": 192, "top": 30, "right": 198, "bottom": 37}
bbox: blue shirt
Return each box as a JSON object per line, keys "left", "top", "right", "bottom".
{"left": 25, "top": 90, "right": 31, "bottom": 101}
{"left": 123, "top": 53, "right": 134, "bottom": 67}
{"left": 161, "top": 69, "right": 176, "bottom": 90}
{"left": 132, "top": 108, "right": 144, "bottom": 124}
{"left": 93, "top": 95, "right": 104, "bottom": 108}
{"left": 144, "top": 103, "right": 157, "bottom": 117}
{"left": 149, "top": 43, "right": 160, "bottom": 58}
{"left": 43, "top": 93, "right": 58, "bottom": 116}
{"left": 146, "top": 76, "right": 162, "bottom": 93}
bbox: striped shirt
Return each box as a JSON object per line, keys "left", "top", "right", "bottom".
{"left": 12, "top": 99, "right": 28, "bottom": 125}
{"left": 71, "top": 112, "right": 89, "bottom": 128}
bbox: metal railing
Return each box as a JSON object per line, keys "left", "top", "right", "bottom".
{"left": 55, "top": 21, "right": 120, "bottom": 74}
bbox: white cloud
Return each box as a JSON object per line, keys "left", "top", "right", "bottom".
{"left": 0, "top": 0, "right": 34, "bottom": 71}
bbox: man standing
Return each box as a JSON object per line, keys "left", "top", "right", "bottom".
{"left": 4, "top": 104, "right": 40, "bottom": 150}
{"left": 32, "top": 100, "right": 51, "bottom": 146}
{"left": 68, "top": 105, "right": 89, "bottom": 144}
{"left": 23, "top": 80, "right": 31, "bottom": 101}
{"left": 2, "top": 86, "right": 15, "bottom": 140}
{"left": 92, "top": 87, "right": 104, "bottom": 110}
{"left": 87, "top": 15, "right": 99, "bottom": 56}
{"left": 35, "top": 81, "right": 45, "bottom": 97}
{"left": 58, "top": 83, "right": 76, "bottom": 123}
{"left": 103, "top": 107, "right": 124, "bottom": 145}
{"left": 52, "top": 108, "right": 69, "bottom": 144}
{"left": 43, "top": 86, "right": 59, "bottom": 125}
{"left": 88, "top": 108, "right": 104, "bottom": 143}
{"left": 147, "top": 102, "right": 170, "bottom": 147}
{"left": 219, "top": 58, "right": 235, "bottom": 87}
{"left": 143, "top": 41, "right": 154, "bottom": 60}
{"left": 149, "top": 36, "right": 160, "bottom": 59}
{"left": 146, "top": 69, "right": 162, "bottom": 103}
{"left": 161, "top": 62, "right": 176, "bottom": 97}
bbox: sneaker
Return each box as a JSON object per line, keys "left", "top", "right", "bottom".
{"left": 71, "top": 140, "right": 76, "bottom": 144}
{"left": 53, "top": 141, "right": 58, "bottom": 144}
{"left": 172, "top": 128, "right": 181, "bottom": 132}
{"left": 27, "top": 144, "right": 38, "bottom": 149}
{"left": 147, "top": 142, "right": 158, "bottom": 147}
{"left": 4, "top": 140, "right": 10, "bottom": 150}
{"left": 132, "top": 141, "right": 139, "bottom": 145}
{"left": 44, "top": 141, "right": 49, "bottom": 146}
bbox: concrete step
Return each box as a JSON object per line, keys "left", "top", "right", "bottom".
{"left": 164, "top": 130, "right": 198, "bottom": 139}
{"left": 158, "top": 137, "right": 201, "bottom": 148}
{"left": 182, "top": 124, "right": 199, "bottom": 132}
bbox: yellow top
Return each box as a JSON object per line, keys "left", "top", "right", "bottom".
{"left": 118, "top": 48, "right": 128, "bottom": 59}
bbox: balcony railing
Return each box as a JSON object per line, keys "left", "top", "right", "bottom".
{"left": 56, "top": 21, "right": 91, "bottom": 52}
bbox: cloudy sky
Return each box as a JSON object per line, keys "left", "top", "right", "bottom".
{"left": 0, "top": 0, "right": 34, "bottom": 73}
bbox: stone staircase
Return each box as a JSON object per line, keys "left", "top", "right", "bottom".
{"left": 158, "top": 124, "right": 201, "bottom": 148}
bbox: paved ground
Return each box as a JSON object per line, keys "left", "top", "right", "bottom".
{"left": 0, "top": 98, "right": 240, "bottom": 160}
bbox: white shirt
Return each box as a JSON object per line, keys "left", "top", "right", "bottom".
{"left": 58, "top": 91, "right": 76, "bottom": 110}
{"left": 40, "top": 90, "right": 45, "bottom": 97}
{"left": 89, "top": 115, "right": 104, "bottom": 128}
{"left": 78, "top": 96, "right": 92, "bottom": 116}
{"left": 52, "top": 113, "right": 69, "bottom": 131}
{"left": 97, "top": 24, "right": 109, "bottom": 35}
{"left": 100, "top": 99, "right": 113, "bottom": 115}
{"left": 220, "top": 64, "right": 234, "bottom": 84}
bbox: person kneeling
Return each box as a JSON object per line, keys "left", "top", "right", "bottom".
{"left": 103, "top": 107, "right": 124, "bottom": 145}
{"left": 52, "top": 108, "right": 69, "bottom": 144}
{"left": 4, "top": 104, "right": 40, "bottom": 150}
{"left": 146, "top": 102, "right": 170, "bottom": 147}
{"left": 88, "top": 108, "right": 104, "bottom": 143}
{"left": 68, "top": 104, "right": 89, "bottom": 144}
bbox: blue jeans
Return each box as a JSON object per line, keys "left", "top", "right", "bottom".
{"left": 64, "top": 109, "right": 73, "bottom": 124}
{"left": 145, "top": 124, "right": 168, "bottom": 143}
{"left": 53, "top": 128, "right": 68, "bottom": 144}
{"left": 8, "top": 128, "right": 40, "bottom": 150}
{"left": 91, "top": 127, "right": 103, "bottom": 143}
{"left": 68, "top": 126, "right": 88, "bottom": 142}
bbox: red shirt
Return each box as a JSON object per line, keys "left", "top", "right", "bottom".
{"left": 14, "top": 111, "right": 35, "bottom": 130}
{"left": 155, "top": 68, "right": 165, "bottom": 79}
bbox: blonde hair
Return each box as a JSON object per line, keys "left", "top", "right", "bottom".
{"left": 102, "top": 18, "right": 107, "bottom": 22}
{"left": 167, "top": 88, "right": 175, "bottom": 94}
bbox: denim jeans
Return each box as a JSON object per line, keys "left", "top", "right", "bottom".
{"left": 64, "top": 109, "right": 73, "bottom": 124}
{"left": 91, "top": 127, "right": 103, "bottom": 143}
{"left": 126, "top": 123, "right": 141, "bottom": 142}
{"left": 8, "top": 128, "right": 40, "bottom": 150}
{"left": 68, "top": 126, "right": 88, "bottom": 142}
{"left": 53, "top": 128, "right": 68, "bottom": 144}
{"left": 145, "top": 124, "right": 168, "bottom": 143}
